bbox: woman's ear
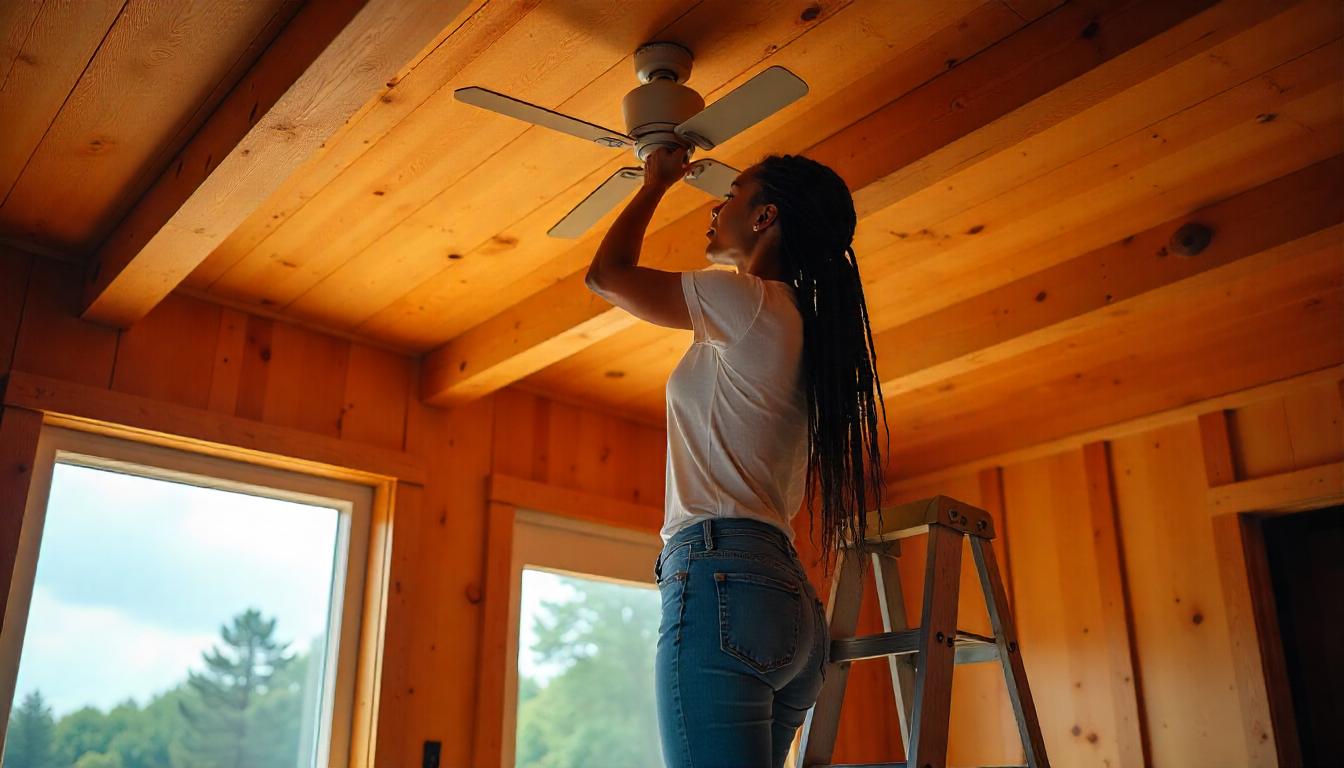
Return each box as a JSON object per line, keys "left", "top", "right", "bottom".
{"left": 757, "top": 203, "right": 778, "bottom": 229}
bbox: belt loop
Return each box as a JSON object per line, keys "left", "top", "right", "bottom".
{"left": 702, "top": 519, "right": 714, "bottom": 551}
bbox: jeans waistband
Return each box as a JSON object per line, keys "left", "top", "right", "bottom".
{"left": 663, "top": 516, "right": 796, "bottom": 558}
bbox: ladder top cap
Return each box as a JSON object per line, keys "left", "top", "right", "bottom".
{"left": 857, "top": 495, "right": 996, "bottom": 544}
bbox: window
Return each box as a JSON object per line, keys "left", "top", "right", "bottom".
{"left": 1, "top": 427, "right": 373, "bottom": 768}
{"left": 505, "top": 510, "right": 664, "bottom": 768}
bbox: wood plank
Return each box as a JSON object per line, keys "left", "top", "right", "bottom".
{"left": 861, "top": 20, "right": 1343, "bottom": 331}
{"left": 1, "top": 370, "right": 424, "bottom": 483}
{"left": 259, "top": 322, "right": 352, "bottom": 438}
{"left": 81, "top": 0, "right": 474, "bottom": 327}
{"left": 359, "top": 0, "right": 1019, "bottom": 350}
{"left": 891, "top": 366, "right": 1344, "bottom": 494}
{"left": 1110, "top": 421, "right": 1260, "bottom": 765}
{"left": 876, "top": 153, "right": 1344, "bottom": 395}
{"left": 0, "top": 0, "right": 124, "bottom": 204}
{"left": 1080, "top": 440, "right": 1149, "bottom": 768}
{"left": 13, "top": 258, "right": 118, "bottom": 387}
{"left": 1002, "top": 450, "right": 1132, "bottom": 766}
{"left": 349, "top": 480, "right": 396, "bottom": 768}
{"left": 1208, "top": 461, "right": 1344, "bottom": 516}
{"left": 0, "top": 1, "right": 294, "bottom": 251}
{"left": 0, "top": 406, "right": 42, "bottom": 639}
{"left": 488, "top": 473, "right": 661, "bottom": 531}
{"left": 396, "top": 392, "right": 494, "bottom": 768}
{"left": 1199, "top": 409, "right": 1293, "bottom": 765}
{"left": 1197, "top": 410, "right": 1239, "bottom": 488}
{"left": 883, "top": 230, "right": 1344, "bottom": 475}
{"left": 183, "top": 0, "right": 505, "bottom": 291}
{"left": 0, "top": 248, "right": 32, "bottom": 376}
{"left": 339, "top": 344, "right": 412, "bottom": 451}
{"left": 110, "top": 293, "right": 222, "bottom": 411}
{"left": 1229, "top": 380, "right": 1344, "bottom": 479}
{"left": 472, "top": 501, "right": 516, "bottom": 767}
{"left": 420, "top": 0, "right": 1280, "bottom": 405}
{"left": 371, "top": 482, "right": 423, "bottom": 768}
{"left": 206, "top": 307, "right": 249, "bottom": 415}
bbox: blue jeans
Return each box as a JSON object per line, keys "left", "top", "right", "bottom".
{"left": 654, "top": 517, "right": 829, "bottom": 767}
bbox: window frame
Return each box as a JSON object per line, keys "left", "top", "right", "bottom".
{"left": 0, "top": 424, "right": 374, "bottom": 768}
{"left": 503, "top": 507, "right": 663, "bottom": 767}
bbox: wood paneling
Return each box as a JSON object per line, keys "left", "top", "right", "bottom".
{"left": 380, "top": 394, "right": 496, "bottom": 768}
{"left": 427, "top": 0, "right": 1259, "bottom": 404}
{"left": 882, "top": 226, "right": 1344, "bottom": 476}
{"left": 1229, "top": 379, "right": 1344, "bottom": 480}
{"left": 83, "top": 0, "right": 473, "bottom": 328}
{"left": 0, "top": 0, "right": 125, "bottom": 204}
{"left": 0, "top": 248, "right": 32, "bottom": 376}
{"left": 1111, "top": 421, "right": 1257, "bottom": 766}
{"left": 13, "top": 258, "right": 119, "bottom": 387}
{"left": 0, "top": 1, "right": 294, "bottom": 251}
{"left": 1001, "top": 450, "right": 1133, "bottom": 767}
{"left": 358, "top": 0, "right": 1015, "bottom": 348}
{"left": 0, "top": 406, "right": 42, "bottom": 639}
{"left": 521, "top": 1, "right": 1342, "bottom": 423}
{"left": 200, "top": 0, "right": 711, "bottom": 310}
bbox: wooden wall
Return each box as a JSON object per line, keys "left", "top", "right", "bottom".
{"left": 888, "top": 372, "right": 1343, "bottom": 767}
{"left": 3, "top": 245, "right": 1339, "bottom": 765}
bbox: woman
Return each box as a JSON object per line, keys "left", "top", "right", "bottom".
{"left": 585, "top": 144, "right": 888, "bottom": 767}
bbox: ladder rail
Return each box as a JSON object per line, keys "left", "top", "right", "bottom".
{"left": 970, "top": 536, "right": 1050, "bottom": 768}
{"left": 871, "top": 543, "right": 916, "bottom": 748}
{"left": 797, "top": 494, "right": 1050, "bottom": 768}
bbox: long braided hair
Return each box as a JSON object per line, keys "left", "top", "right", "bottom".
{"left": 752, "top": 154, "right": 890, "bottom": 577}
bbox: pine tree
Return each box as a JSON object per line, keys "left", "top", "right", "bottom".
{"left": 4, "top": 690, "right": 57, "bottom": 768}
{"left": 171, "top": 608, "right": 301, "bottom": 768}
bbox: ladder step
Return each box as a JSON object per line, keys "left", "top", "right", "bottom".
{"left": 830, "top": 629, "right": 1001, "bottom": 665}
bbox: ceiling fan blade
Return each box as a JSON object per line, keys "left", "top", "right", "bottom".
{"left": 674, "top": 66, "right": 808, "bottom": 150}
{"left": 683, "top": 159, "right": 740, "bottom": 198}
{"left": 455, "top": 87, "right": 633, "bottom": 148}
{"left": 548, "top": 167, "right": 645, "bottom": 238}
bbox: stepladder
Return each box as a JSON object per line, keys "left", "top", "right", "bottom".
{"left": 795, "top": 495, "right": 1050, "bottom": 768}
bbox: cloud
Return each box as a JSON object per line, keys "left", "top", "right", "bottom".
{"left": 14, "top": 585, "right": 218, "bottom": 718}
{"left": 35, "top": 464, "right": 340, "bottom": 641}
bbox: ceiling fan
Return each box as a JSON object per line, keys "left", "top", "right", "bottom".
{"left": 454, "top": 42, "right": 808, "bottom": 238}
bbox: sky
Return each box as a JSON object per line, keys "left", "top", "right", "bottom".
{"left": 12, "top": 462, "right": 339, "bottom": 719}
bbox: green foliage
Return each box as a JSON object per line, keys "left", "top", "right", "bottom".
{"left": 5, "top": 609, "right": 313, "bottom": 768}
{"left": 5, "top": 690, "right": 57, "bottom": 768}
{"left": 172, "top": 609, "right": 304, "bottom": 768}
{"left": 71, "top": 753, "right": 121, "bottom": 768}
{"left": 514, "top": 575, "right": 663, "bottom": 768}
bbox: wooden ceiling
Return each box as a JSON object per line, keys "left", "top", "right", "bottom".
{"left": 2, "top": 0, "right": 1340, "bottom": 478}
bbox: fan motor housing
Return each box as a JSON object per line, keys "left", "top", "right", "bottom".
{"left": 622, "top": 80, "right": 704, "bottom": 160}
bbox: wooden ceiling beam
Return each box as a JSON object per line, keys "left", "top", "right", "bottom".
{"left": 80, "top": 0, "right": 475, "bottom": 328}
{"left": 875, "top": 154, "right": 1344, "bottom": 397}
{"left": 422, "top": 0, "right": 1279, "bottom": 407}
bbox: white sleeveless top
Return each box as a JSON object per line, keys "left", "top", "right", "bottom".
{"left": 661, "top": 268, "right": 808, "bottom": 544}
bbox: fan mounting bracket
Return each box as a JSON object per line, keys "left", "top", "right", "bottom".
{"left": 634, "top": 42, "right": 693, "bottom": 84}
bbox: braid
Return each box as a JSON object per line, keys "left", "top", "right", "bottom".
{"left": 752, "top": 154, "right": 890, "bottom": 578}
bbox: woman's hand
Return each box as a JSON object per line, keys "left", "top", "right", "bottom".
{"left": 643, "top": 144, "right": 690, "bottom": 191}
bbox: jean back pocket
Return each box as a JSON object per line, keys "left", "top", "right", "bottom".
{"left": 713, "top": 570, "right": 801, "bottom": 674}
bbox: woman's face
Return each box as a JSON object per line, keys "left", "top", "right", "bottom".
{"left": 705, "top": 167, "right": 765, "bottom": 266}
